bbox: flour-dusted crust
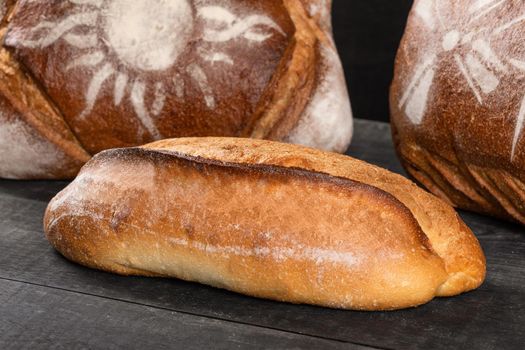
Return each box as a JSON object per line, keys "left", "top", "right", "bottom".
{"left": 0, "top": 1, "right": 90, "bottom": 179}
{"left": 391, "top": 0, "right": 525, "bottom": 224}
{"left": 0, "top": 98, "right": 86, "bottom": 179}
{"left": 1, "top": 0, "right": 352, "bottom": 179}
{"left": 0, "top": 0, "right": 5, "bottom": 19}
{"left": 44, "top": 138, "right": 485, "bottom": 310}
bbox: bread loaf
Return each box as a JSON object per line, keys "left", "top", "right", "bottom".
{"left": 44, "top": 138, "right": 485, "bottom": 310}
{"left": 391, "top": 0, "right": 525, "bottom": 223}
{"left": 0, "top": 0, "right": 352, "bottom": 179}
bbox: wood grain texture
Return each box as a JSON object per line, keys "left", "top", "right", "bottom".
{"left": 0, "top": 120, "right": 523, "bottom": 349}
{"left": 0, "top": 279, "right": 366, "bottom": 350}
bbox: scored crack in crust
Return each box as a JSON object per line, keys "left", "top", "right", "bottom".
{"left": 144, "top": 137, "right": 486, "bottom": 297}
{"left": 0, "top": 0, "right": 352, "bottom": 179}
{"left": 242, "top": 0, "right": 330, "bottom": 140}
{"left": 44, "top": 138, "right": 486, "bottom": 310}
{"left": 244, "top": 0, "right": 352, "bottom": 153}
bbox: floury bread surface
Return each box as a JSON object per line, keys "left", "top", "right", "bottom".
{"left": 0, "top": 0, "right": 352, "bottom": 179}
{"left": 391, "top": 0, "right": 525, "bottom": 224}
{"left": 44, "top": 138, "right": 486, "bottom": 310}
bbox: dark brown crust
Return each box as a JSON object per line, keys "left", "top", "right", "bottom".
{"left": 390, "top": 0, "right": 525, "bottom": 224}
{"left": 1, "top": 0, "right": 351, "bottom": 179}
{"left": 392, "top": 123, "right": 512, "bottom": 221}
{"left": 3, "top": 0, "right": 292, "bottom": 152}
{"left": 244, "top": 0, "right": 338, "bottom": 141}
{"left": 241, "top": 0, "right": 321, "bottom": 140}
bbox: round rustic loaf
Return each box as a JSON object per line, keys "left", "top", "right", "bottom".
{"left": 391, "top": 0, "right": 525, "bottom": 224}
{"left": 0, "top": 0, "right": 352, "bottom": 179}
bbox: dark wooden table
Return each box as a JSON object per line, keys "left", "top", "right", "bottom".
{"left": 1, "top": 119, "right": 524, "bottom": 350}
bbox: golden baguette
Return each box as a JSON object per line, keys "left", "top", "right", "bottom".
{"left": 44, "top": 138, "right": 486, "bottom": 310}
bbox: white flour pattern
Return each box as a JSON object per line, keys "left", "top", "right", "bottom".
{"left": 16, "top": 0, "right": 285, "bottom": 139}
{"left": 400, "top": 0, "right": 525, "bottom": 160}
{"left": 0, "top": 0, "right": 6, "bottom": 19}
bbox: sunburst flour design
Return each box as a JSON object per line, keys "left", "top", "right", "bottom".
{"left": 0, "top": 0, "right": 353, "bottom": 179}
{"left": 10, "top": 0, "right": 285, "bottom": 140}
{"left": 391, "top": 0, "right": 525, "bottom": 224}
{"left": 396, "top": 0, "right": 525, "bottom": 159}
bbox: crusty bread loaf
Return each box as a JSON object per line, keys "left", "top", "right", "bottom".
{"left": 44, "top": 138, "right": 485, "bottom": 310}
{"left": 0, "top": 0, "right": 352, "bottom": 180}
{"left": 391, "top": 0, "right": 525, "bottom": 224}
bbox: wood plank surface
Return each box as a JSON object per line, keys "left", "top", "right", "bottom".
{"left": 1, "top": 279, "right": 365, "bottom": 350}
{"left": 0, "top": 120, "right": 524, "bottom": 349}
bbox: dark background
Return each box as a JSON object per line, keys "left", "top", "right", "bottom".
{"left": 332, "top": 0, "right": 414, "bottom": 122}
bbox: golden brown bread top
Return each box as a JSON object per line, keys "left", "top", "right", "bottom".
{"left": 44, "top": 137, "right": 485, "bottom": 311}
{"left": 144, "top": 137, "right": 486, "bottom": 296}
